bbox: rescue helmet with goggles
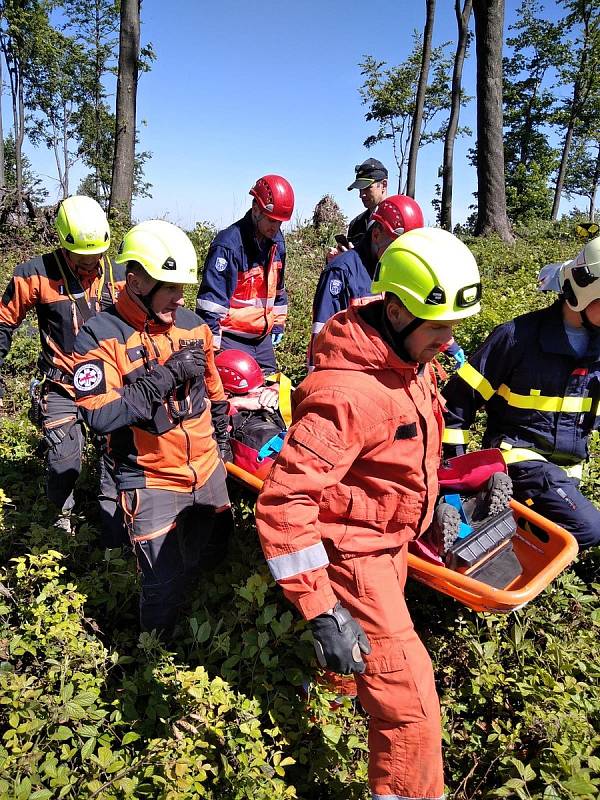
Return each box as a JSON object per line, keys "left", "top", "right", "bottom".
{"left": 249, "top": 175, "right": 294, "bottom": 222}
{"left": 371, "top": 227, "right": 481, "bottom": 321}
{"left": 55, "top": 195, "right": 110, "bottom": 255}
{"left": 560, "top": 236, "right": 600, "bottom": 312}
{"left": 115, "top": 220, "right": 198, "bottom": 284}
{"left": 370, "top": 195, "right": 424, "bottom": 238}
{"left": 215, "top": 349, "right": 264, "bottom": 395}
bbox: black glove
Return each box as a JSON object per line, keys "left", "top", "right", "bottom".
{"left": 219, "top": 440, "right": 233, "bottom": 463}
{"left": 164, "top": 345, "right": 206, "bottom": 386}
{"left": 310, "top": 602, "right": 371, "bottom": 674}
{"left": 210, "top": 399, "right": 232, "bottom": 462}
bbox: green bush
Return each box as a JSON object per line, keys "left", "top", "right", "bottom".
{"left": 0, "top": 220, "right": 597, "bottom": 799}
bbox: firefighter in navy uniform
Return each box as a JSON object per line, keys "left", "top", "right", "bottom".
{"left": 0, "top": 195, "right": 125, "bottom": 541}
{"left": 196, "top": 174, "right": 293, "bottom": 372}
{"left": 309, "top": 195, "right": 424, "bottom": 365}
{"left": 346, "top": 158, "right": 389, "bottom": 248}
{"left": 442, "top": 236, "right": 600, "bottom": 550}
{"left": 73, "top": 220, "right": 232, "bottom": 633}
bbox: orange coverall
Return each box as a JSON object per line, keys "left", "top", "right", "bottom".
{"left": 256, "top": 301, "right": 445, "bottom": 800}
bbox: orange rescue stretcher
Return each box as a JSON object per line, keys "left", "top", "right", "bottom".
{"left": 225, "top": 457, "right": 578, "bottom": 615}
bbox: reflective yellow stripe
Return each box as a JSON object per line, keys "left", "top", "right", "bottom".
{"left": 457, "top": 363, "right": 495, "bottom": 401}
{"left": 499, "top": 444, "right": 583, "bottom": 480}
{"left": 442, "top": 428, "right": 470, "bottom": 445}
{"left": 499, "top": 446, "right": 548, "bottom": 465}
{"left": 497, "top": 384, "right": 592, "bottom": 413}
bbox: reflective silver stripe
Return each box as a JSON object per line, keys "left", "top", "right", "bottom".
{"left": 267, "top": 542, "right": 329, "bottom": 580}
{"left": 312, "top": 321, "right": 325, "bottom": 335}
{"left": 230, "top": 297, "right": 274, "bottom": 308}
{"left": 197, "top": 298, "right": 228, "bottom": 316}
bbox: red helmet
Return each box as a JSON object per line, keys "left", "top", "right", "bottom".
{"left": 215, "top": 349, "right": 264, "bottom": 395}
{"left": 249, "top": 174, "right": 294, "bottom": 222}
{"left": 371, "top": 195, "right": 424, "bottom": 238}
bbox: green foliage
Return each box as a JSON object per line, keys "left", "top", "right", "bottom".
{"left": 502, "top": 0, "right": 564, "bottom": 223}
{"left": 0, "top": 222, "right": 598, "bottom": 799}
{"left": 359, "top": 33, "right": 461, "bottom": 192}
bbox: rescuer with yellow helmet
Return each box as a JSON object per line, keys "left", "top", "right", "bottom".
{"left": 257, "top": 228, "right": 481, "bottom": 799}
{"left": 73, "top": 220, "right": 233, "bottom": 634}
{"left": 0, "top": 195, "right": 125, "bottom": 540}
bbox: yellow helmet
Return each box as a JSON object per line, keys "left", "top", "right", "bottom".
{"left": 371, "top": 227, "right": 481, "bottom": 320}
{"left": 115, "top": 220, "right": 198, "bottom": 284}
{"left": 55, "top": 195, "right": 110, "bottom": 255}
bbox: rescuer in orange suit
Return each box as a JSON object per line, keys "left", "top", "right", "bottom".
{"left": 73, "top": 220, "right": 232, "bottom": 634}
{"left": 256, "top": 228, "right": 483, "bottom": 800}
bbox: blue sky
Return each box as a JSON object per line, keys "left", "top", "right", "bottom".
{"left": 12, "top": 0, "right": 573, "bottom": 231}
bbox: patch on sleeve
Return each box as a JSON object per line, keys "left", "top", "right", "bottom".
{"left": 74, "top": 361, "right": 105, "bottom": 395}
{"left": 395, "top": 422, "right": 418, "bottom": 440}
{"left": 329, "top": 278, "right": 343, "bottom": 296}
{"left": 215, "top": 257, "right": 228, "bottom": 273}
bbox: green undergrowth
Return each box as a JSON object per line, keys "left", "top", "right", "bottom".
{"left": 0, "top": 219, "right": 598, "bottom": 798}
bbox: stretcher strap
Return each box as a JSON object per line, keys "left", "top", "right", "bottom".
{"left": 266, "top": 371, "right": 293, "bottom": 427}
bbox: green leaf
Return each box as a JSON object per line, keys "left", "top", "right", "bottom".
{"left": 561, "top": 778, "right": 598, "bottom": 794}
{"left": 195, "top": 620, "right": 211, "bottom": 644}
{"left": 322, "top": 724, "right": 342, "bottom": 744}
{"left": 81, "top": 737, "right": 96, "bottom": 760}
{"left": 74, "top": 691, "right": 98, "bottom": 707}
{"left": 122, "top": 731, "right": 140, "bottom": 745}
{"left": 51, "top": 726, "right": 73, "bottom": 741}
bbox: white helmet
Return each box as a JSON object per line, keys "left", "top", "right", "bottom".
{"left": 560, "top": 237, "right": 600, "bottom": 311}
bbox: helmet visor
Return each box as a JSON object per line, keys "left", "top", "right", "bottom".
{"left": 571, "top": 264, "right": 599, "bottom": 288}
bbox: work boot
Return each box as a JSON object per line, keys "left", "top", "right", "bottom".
{"left": 464, "top": 472, "right": 513, "bottom": 523}
{"left": 428, "top": 502, "right": 461, "bottom": 557}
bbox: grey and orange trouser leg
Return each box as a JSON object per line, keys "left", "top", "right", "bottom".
{"left": 41, "top": 384, "right": 125, "bottom": 546}
{"left": 120, "top": 463, "right": 232, "bottom": 633}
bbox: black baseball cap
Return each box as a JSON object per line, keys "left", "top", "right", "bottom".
{"left": 347, "top": 158, "right": 388, "bottom": 190}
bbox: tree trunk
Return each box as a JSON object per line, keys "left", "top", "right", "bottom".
{"left": 472, "top": 0, "right": 514, "bottom": 241}
{"left": 440, "top": 0, "right": 472, "bottom": 231}
{"left": 0, "top": 52, "right": 5, "bottom": 196}
{"left": 63, "top": 102, "right": 70, "bottom": 198}
{"left": 551, "top": 6, "right": 593, "bottom": 221}
{"left": 406, "top": 0, "right": 436, "bottom": 199}
{"left": 109, "top": 0, "right": 139, "bottom": 222}
{"left": 589, "top": 141, "right": 600, "bottom": 222}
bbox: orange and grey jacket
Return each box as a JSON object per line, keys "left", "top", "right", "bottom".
{"left": 72, "top": 290, "right": 227, "bottom": 492}
{"left": 196, "top": 210, "right": 287, "bottom": 346}
{"left": 256, "top": 301, "right": 444, "bottom": 619}
{"left": 0, "top": 248, "right": 124, "bottom": 393}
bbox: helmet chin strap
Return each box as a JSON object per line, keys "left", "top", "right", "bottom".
{"left": 380, "top": 304, "right": 424, "bottom": 361}
{"left": 131, "top": 280, "right": 164, "bottom": 324}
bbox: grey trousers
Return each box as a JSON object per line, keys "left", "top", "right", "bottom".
{"left": 41, "top": 384, "right": 125, "bottom": 547}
